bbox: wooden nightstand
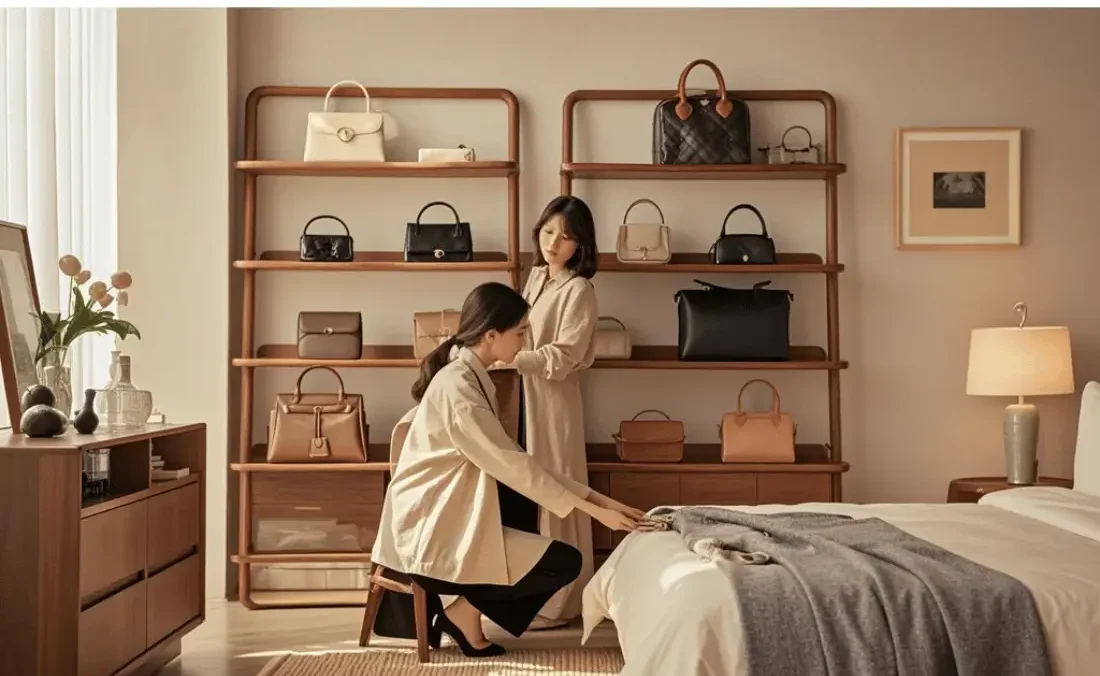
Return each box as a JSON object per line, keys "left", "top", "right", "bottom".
{"left": 946, "top": 476, "right": 1074, "bottom": 503}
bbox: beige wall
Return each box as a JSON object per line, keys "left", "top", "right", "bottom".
{"left": 117, "top": 8, "right": 233, "bottom": 598}
{"left": 119, "top": 7, "right": 1100, "bottom": 598}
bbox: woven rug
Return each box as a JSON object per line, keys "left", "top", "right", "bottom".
{"left": 256, "top": 647, "right": 624, "bottom": 675}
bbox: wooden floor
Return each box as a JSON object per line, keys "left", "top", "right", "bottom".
{"left": 157, "top": 599, "right": 621, "bottom": 676}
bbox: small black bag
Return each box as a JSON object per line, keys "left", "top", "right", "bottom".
{"left": 299, "top": 215, "right": 354, "bottom": 262}
{"left": 652, "top": 59, "right": 752, "bottom": 165}
{"left": 674, "top": 279, "right": 793, "bottom": 361}
{"left": 711, "top": 204, "right": 776, "bottom": 265}
{"left": 404, "top": 201, "right": 473, "bottom": 263}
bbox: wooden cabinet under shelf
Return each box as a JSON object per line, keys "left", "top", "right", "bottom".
{"left": 0, "top": 422, "right": 206, "bottom": 676}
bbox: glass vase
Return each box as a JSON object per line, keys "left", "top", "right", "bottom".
{"left": 37, "top": 347, "right": 72, "bottom": 419}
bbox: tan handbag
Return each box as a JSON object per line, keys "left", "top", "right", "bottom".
{"left": 719, "top": 379, "right": 796, "bottom": 463}
{"left": 267, "top": 366, "right": 368, "bottom": 463}
{"left": 296, "top": 311, "right": 363, "bottom": 360}
{"left": 593, "top": 316, "right": 632, "bottom": 359}
{"left": 612, "top": 409, "right": 685, "bottom": 462}
{"left": 413, "top": 309, "right": 461, "bottom": 359}
{"left": 616, "top": 198, "right": 671, "bottom": 264}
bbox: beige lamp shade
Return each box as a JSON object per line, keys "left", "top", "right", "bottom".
{"left": 966, "top": 326, "right": 1074, "bottom": 397}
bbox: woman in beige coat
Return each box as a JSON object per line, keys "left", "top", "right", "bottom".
{"left": 371, "top": 281, "right": 643, "bottom": 658}
{"left": 505, "top": 195, "right": 601, "bottom": 627}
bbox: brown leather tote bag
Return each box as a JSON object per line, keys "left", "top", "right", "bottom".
{"left": 267, "top": 366, "right": 368, "bottom": 463}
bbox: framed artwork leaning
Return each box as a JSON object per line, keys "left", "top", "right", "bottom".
{"left": 894, "top": 127, "right": 1022, "bottom": 250}
{"left": 0, "top": 220, "right": 42, "bottom": 429}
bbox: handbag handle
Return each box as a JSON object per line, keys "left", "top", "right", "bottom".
{"left": 303, "top": 215, "right": 351, "bottom": 237}
{"left": 675, "top": 59, "right": 733, "bottom": 121}
{"left": 622, "top": 198, "right": 665, "bottom": 225}
{"left": 291, "top": 366, "right": 347, "bottom": 405}
{"left": 323, "top": 80, "right": 372, "bottom": 113}
{"left": 781, "top": 125, "right": 814, "bottom": 151}
{"left": 720, "top": 204, "right": 769, "bottom": 238}
{"left": 630, "top": 409, "right": 672, "bottom": 422}
{"left": 597, "top": 316, "right": 627, "bottom": 330}
{"left": 734, "top": 379, "right": 783, "bottom": 426}
{"left": 414, "top": 201, "right": 462, "bottom": 225}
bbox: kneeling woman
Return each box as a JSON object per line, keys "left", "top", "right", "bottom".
{"left": 371, "top": 281, "right": 643, "bottom": 657}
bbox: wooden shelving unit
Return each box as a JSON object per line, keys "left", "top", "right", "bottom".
{"left": 231, "top": 84, "right": 520, "bottom": 609}
{"left": 558, "top": 88, "right": 849, "bottom": 555}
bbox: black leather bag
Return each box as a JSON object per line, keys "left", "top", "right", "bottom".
{"left": 299, "top": 215, "right": 354, "bottom": 262}
{"left": 711, "top": 204, "right": 776, "bottom": 265}
{"left": 674, "top": 279, "right": 792, "bottom": 361}
{"left": 652, "top": 59, "right": 752, "bottom": 165}
{"left": 404, "top": 201, "right": 473, "bottom": 263}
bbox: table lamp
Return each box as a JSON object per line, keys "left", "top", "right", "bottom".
{"left": 966, "top": 302, "right": 1074, "bottom": 484}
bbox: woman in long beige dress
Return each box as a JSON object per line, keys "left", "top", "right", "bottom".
{"left": 507, "top": 195, "right": 601, "bottom": 626}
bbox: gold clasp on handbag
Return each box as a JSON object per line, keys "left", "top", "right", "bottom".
{"left": 433, "top": 249, "right": 444, "bottom": 259}
{"left": 336, "top": 126, "right": 355, "bottom": 143}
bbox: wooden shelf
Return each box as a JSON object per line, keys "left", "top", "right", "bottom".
{"left": 234, "top": 159, "right": 517, "bottom": 178}
{"left": 235, "top": 343, "right": 845, "bottom": 370}
{"left": 562, "top": 162, "right": 846, "bottom": 181}
{"left": 594, "top": 345, "right": 846, "bottom": 370}
{"left": 574, "top": 252, "right": 843, "bottom": 274}
{"left": 81, "top": 473, "right": 200, "bottom": 519}
{"left": 234, "top": 250, "right": 514, "bottom": 272}
{"left": 586, "top": 443, "right": 847, "bottom": 473}
{"left": 233, "top": 443, "right": 391, "bottom": 471}
{"left": 231, "top": 552, "right": 372, "bottom": 564}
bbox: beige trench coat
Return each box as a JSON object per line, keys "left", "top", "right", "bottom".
{"left": 371, "top": 346, "right": 593, "bottom": 586}
{"left": 512, "top": 265, "right": 599, "bottom": 619}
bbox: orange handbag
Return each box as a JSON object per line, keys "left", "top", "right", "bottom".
{"left": 719, "top": 379, "right": 796, "bottom": 463}
{"left": 613, "top": 409, "right": 685, "bottom": 462}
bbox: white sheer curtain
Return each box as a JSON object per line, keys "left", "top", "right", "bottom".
{"left": 0, "top": 7, "right": 118, "bottom": 400}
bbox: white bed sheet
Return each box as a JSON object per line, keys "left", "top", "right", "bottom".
{"left": 582, "top": 491, "right": 1100, "bottom": 676}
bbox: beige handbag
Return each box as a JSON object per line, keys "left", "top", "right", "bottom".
{"left": 719, "top": 379, "right": 796, "bottom": 463}
{"left": 413, "top": 309, "right": 461, "bottom": 359}
{"left": 304, "top": 80, "right": 390, "bottom": 162}
{"left": 616, "top": 198, "right": 671, "bottom": 264}
{"left": 418, "top": 145, "right": 475, "bottom": 162}
{"left": 593, "top": 316, "right": 632, "bottom": 359}
{"left": 267, "top": 366, "right": 368, "bottom": 463}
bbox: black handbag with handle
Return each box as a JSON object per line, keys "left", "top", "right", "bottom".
{"left": 674, "top": 279, "right": 792, "bottom": 361}
{"left": 710, "top": 204, "right": 776, "bottom": 265}
{"left": 652, "top": 59, "right": 752, "bottom": 165}
{"left": 299, "top": 215, "right": 354, "bottom": 262}
{"left": 404, "top": 201, "right": 474, "bottom": 263}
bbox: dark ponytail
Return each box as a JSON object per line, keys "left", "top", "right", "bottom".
{"left": 410, "top": 283, "right": 529, "bottom": 402}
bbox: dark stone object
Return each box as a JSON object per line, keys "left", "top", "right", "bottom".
{"left": 20, "top": 404, "right": 67, "bottom": 438}
{"left": 73, "top": 389, "right": 99, "bottom": 434}
{"left": 21, "top": 384, "right": 55, "bottom": 412}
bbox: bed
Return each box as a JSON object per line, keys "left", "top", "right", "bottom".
{"left": 581, "top": 381, "right": 1100, "bottom": 676}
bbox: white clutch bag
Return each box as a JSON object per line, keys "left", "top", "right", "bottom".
{"left": 616, "top": 198, "right": 671, "bottom": 264}
{"left": 593, "top": 316, "right": 632, "bottom": 359}
{"left": 418, "top": 145, "right": 475, "bottom": 162}
{"left": 304, "top": 80, "right": 395, "bottom": 162}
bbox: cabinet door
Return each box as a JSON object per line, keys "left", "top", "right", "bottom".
{"left": 679, "top": 474, "right": 757, "bottom": 506}
{"left": 756, "top": 474, "right": 832, "bottom": 504}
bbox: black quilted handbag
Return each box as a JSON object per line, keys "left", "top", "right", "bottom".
{"left": 674, "top": 279, "right": 793, "bottom": 361}
{"left": 299, "top": 215, "right": 354, "bottom": 262}
{"left": 652, "top": 59, "right": 752, "bottom": 165}
{"left": 404, "top": 201, "right": 474, "bottom": 263}
{"left": 711, "top": 204, "right": 777, "bottom": 264}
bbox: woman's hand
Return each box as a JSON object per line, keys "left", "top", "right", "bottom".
{"left": 589, "top": 491, "right": 647, "bottom": 521}
{"left": 592, "top": 505, "right": 641, "bottom": 533}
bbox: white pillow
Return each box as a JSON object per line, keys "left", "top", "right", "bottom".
{"left": 1073, "top": 381, "right": 1100, "bottom": 498}
{"left": 980, "top": 485, "right": 1100, "bottom": 543}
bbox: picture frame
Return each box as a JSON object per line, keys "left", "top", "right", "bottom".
{"left": 0, "top": 220, "right": 42, "bottom": 429}
{"left": 894, "top": 127, "right": 1022, "bottom": 250}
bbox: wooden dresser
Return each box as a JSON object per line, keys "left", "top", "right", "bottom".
{"left": 0, "top": 422, "right": 206, "bottom": 676}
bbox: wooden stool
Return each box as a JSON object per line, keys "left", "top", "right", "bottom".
{"left": 359, "top": 563, "right": 432, "bottom": 663}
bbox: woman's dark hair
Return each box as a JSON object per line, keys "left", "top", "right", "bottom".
{"left": 410, "top": 281, "right": 529, "bottom": 402}
{"left": 530, "top": 195, "right": 598, "bottom": 279}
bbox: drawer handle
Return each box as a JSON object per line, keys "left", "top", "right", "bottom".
{"left": 293, "top": 506, "right": 323, "bottom": 511}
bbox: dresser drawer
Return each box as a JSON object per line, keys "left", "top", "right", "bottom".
{"left": 78, "top": 579, "right": 146, "bottom": 676}
{"left": 146, "top": 553, "right": 202, "bottom": 648}
{"left": 80, "top": 500, "right": 147, "bottom": 599}
{"left": 756, "top": 474, "right": 832, "bottom": 504}
{"left": 147, "top": 481, "right": 201, "bottom": 572}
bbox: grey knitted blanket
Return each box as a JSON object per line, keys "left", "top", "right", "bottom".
{"left": 647, "top": 506, "right": 1051, "bottom": 676}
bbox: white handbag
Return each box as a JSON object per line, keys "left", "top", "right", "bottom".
{"left": 304, "top": 80, "right": 392, "bottom": 162}
{"left": 418, "top": 145, "right": 475, "bottom": 162}
{"left": 616, "top": 198, "right": 671, "bottom": 264}
{"left": 593, "top": 316, "right": 632, "bottom": 359}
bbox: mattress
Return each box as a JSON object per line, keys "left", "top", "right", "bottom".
{"left": 581, "top": 487, "right": 1100, "bottom": 676}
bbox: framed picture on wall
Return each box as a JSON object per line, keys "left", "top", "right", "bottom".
{"left": 894, "top": 127, "right": 1022, "bottom": 250}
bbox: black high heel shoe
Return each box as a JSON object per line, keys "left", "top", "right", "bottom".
{"left": 432, "top": 612, "right": 506, "bottom": 657}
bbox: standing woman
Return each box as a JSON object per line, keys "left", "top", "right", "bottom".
{"left": 508, "top": 195, "right": 601, "bottom": 627}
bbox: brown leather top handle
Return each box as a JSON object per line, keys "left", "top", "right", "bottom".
{"left": 291, "top": 365, "right": 347, "bottom": 404}
{"left": 735, "top": 379, "right": 781, "bottom": 421}
{"left": 675, "top": 59, "right": 733, "bottom": 121}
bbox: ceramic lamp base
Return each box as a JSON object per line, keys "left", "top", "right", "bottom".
{"left": 1003, "top": 403, "right": 1039, "bottom": 485}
